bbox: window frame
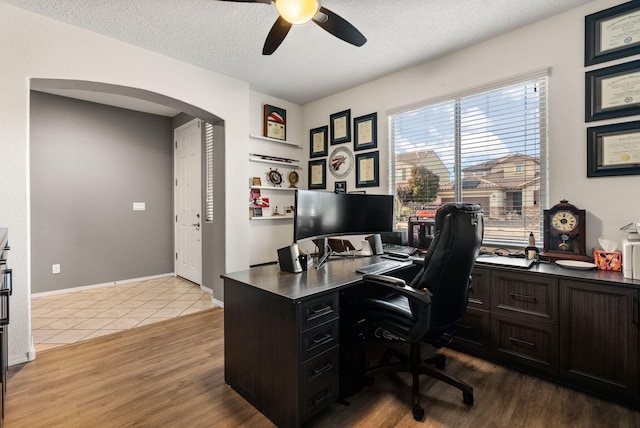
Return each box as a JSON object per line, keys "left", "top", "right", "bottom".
{"left": 388, "top": 69, "right": 549, "bottom": 249}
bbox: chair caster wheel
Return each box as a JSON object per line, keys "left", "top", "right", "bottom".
{"left": 412, "top": 406, "right": 425, "bottom": 421}
{"left": 463, "top": 392, "right": 474, "bottom": 405}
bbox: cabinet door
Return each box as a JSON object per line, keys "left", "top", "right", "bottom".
{"left": 559, "top": 280, "right": 639, "bottom": 401}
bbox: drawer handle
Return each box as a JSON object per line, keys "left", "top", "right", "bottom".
{"left": 508, "top": 336, "right": 536, "bottom": 349}
{"left": 308, "top": 305, "right": 333, "bottom": 319}
{"left": 456, "top": 323, "right": 472, "bottom": 331}
{"left": 312, "top": 362, "right": 334, "bottom": 376}
{"left": 311, "top": 333, "right": 332, "bottom": 347}
{"left": 509, "top": 293, "right": 537, "bottom": 303}
{"left": 468, "top": 298, "right": 482, "bottom": 305}
{"left": 310, "top": 389, "right": 331, "bottom": 405}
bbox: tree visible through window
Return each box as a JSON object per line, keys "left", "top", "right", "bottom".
{"left": 389, "top": 71, "right": 548, "bottom": 247}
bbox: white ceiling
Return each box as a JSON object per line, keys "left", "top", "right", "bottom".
{"left": 6, "top": 0, "right": 594, "bottom": 112}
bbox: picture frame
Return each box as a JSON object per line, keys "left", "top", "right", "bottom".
{"left": 355, "top": 151, "right": 379, "bottom": 188}
{"left": 330, "top": 109, "right": 351, "bottom": 145}
{"left": 585, "top": 2, "right": 640, "bottom": 66}
{"left": 309, "top": 125, "right": 328, "bottom": 158}
{"left": 353, "top": 112, "right": 377, "bottom": 151}
{"left": 263, "top": 104, "right": 286, "bottom": 140}
{"left": 585, "top": 59, "right": 640, "bottom": 122}
{"left": 587, "top": 120, "right": 640, "bottom": 177}
{"left": 252, "top": 177, "right": 262, "bottom": 186}
{"left": 308, "top": 159, "right": 327, "bottom": 189}
{"left": 334, "top": 181, "right": 347, "bottom": 193}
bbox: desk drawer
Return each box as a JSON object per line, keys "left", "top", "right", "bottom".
{"left": 491, "top": 271, "right": 557, "bottom": 323}
{"left": 450, "top": 308, "right": 490, "bottom": 355}
{"left": 300, "top": 293, "right": 339, "bottom": 331}
{"left": 301, "top": 346, "right": 339, "bottom": 388}
{"left": 300, "top": 320, "right": 339, "bottom": 362}
{"left": 302, "top": 377, "right": 339, "bottom": 423}
{"left": 491, "top": 315, "right": 557, "bottom": 373}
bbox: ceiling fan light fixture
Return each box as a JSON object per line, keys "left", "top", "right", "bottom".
{"left": 275, "top": 0, "right": 319, "bottom": 25}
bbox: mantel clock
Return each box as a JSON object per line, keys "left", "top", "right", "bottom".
{"left": 541, "top": 200, "right": 590, "bottom": 262}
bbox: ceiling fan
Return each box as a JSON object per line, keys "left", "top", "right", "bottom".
{"left": 221, "top": 0, "right": 367, "bottom": 55}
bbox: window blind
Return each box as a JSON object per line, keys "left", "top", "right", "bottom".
{"left": 389, "top": 72, "right": 548, "bottom": 246}
{"left": 204, "top": 122, "right": 214, "bottom": 222}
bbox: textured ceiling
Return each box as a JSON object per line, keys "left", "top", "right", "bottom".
{"left": 5, "top": 0, "right": 594, "bottom": 106}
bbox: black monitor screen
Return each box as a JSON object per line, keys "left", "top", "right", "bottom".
{"left": 294, "top": 190, "right": 394, "bottom": 242}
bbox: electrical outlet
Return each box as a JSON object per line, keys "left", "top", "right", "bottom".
{"left": 52, "top": 264, "right": 60, "bottom": 274}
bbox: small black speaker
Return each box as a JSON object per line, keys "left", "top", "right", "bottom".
{"left": 277, "top": 244, "right": 303, "bottom": 273}
{"left": 366, "top": 234, "right": 383, "bottom": 255}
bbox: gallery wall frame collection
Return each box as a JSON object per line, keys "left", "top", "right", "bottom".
{"left": 309, "top": 110, "right": 380, "bottom": 188}
{"left": 584, "top": 2, "right": 640, "bottom": 178}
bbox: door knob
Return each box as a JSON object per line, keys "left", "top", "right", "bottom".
{"left": 192, "top": 222, "right": 200, "bottom": 228}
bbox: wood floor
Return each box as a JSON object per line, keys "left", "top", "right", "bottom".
{"left": 6, "top": 308, "right": 640, "bottom": 427}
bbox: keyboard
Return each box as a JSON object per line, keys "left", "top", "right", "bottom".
{"left": 356, "top": 260, "right": 410, "bottom": 275}
{"left": 382, "top": 243, "right": 417, "bottom": 257}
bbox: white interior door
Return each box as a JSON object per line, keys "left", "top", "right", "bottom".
{"left": 174, "top": 119, "right": 202, "bottom": 284}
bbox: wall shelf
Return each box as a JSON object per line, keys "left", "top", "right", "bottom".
{"left": 250, "top": 186, "right": 297, "bottom": 192}
{"left": 250, "top": 215, "right": 294, "bottom": 220}
{"left": 250, "top": 134, "right": 301, "bottom": 148}
{"left": 249, "top": 156, "right": 301, "bottom": 169}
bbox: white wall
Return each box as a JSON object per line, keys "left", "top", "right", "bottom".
{"left": 0, "top": 4, "right": 251, "bottom": 364}
{"left": 302, "top": 0, "right": 639, "bottom": 254}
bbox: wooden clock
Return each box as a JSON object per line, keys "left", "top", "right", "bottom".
{"left": 541, "top": 200, "right": 590, "bottom": 262}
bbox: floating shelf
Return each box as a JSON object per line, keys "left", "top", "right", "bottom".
{"left": 250, "top": 134, "right": 301, "bottom": 148}
{"left": 249, "top": 156, "right": 301, "bottom": 169}
{"left": 250, "top": 215, "right": 294, "bottom": 220}
{"left": 250, "top": 186, "right": 297, "bottom": 192}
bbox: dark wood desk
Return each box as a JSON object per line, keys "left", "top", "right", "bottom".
{"left": 222, "top": 256, "right": 416, "bottom": 428}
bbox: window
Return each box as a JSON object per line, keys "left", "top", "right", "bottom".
{"left": 204, "top": 121, "right": 214, "bottom": 222}
{"left": 389, "top": 70, "right": 548, "bottom": 247}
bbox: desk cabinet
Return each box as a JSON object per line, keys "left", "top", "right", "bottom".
{"left": 451, "top": 265, "right": 640, "bottom": 408}
{"left": 559, "top": 280, "right": 639, "bottom": 402}
{"left": 224, "top": 279, "right": 340, "bottom": 427}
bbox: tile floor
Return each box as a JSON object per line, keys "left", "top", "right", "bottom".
{"left": 31, "top": 276, "right": 217, "bottom": 353}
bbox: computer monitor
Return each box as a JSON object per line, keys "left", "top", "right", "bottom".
{"left": 294, "top": 190, "right": 394, "bottom": 243}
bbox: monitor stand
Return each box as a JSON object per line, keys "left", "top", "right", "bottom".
{"left": 315, "top": 237, "right": 334, "bottom": 269}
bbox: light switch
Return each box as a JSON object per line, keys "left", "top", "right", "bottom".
{"left": 133, "top": 202, "right": 146, "bottom": 211}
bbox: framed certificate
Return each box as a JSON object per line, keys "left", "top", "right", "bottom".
{"left": 585, "top": 2, "right": 640, "bottom": 66}
{"left": 586, "top": 60, "right": 640, "bottom": 122}
{"left": 308, "top": 159, "right": 326, "bottom": 189}
{"left": 264, "top": 104, "right": 286, "bottom": 140}
{"left": 309, "top": 125, "right": 328, "bottom": 158}
{"left": 355, "top": 151, "right": 379, "bottom": 188}
{"left": 330, "top": 109, "right": 351, "bottom": 145}
{"left": 587, "top": 120, "right": 640, "bottom": 177}
{"left": 353, "top": 112, "right": 377, "bottom": 151}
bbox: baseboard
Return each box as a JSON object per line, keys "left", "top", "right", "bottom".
{"left": 31, "top": 272, "right": 176, "bottom": 298}
{"left": 212, "top": 297, "right": 224, "bottom": 308}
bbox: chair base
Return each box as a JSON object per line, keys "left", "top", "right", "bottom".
{"left": 367, "top": 344, "right": 474, "bottom": 421}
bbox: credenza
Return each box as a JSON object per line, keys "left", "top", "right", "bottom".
{"left": 453, "top": 262, "right": 640, "bottom": 408}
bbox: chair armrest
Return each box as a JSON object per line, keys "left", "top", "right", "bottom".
{"left": 362, "top": 274, "right": 432, "bottom": 342}
{"left": 362, "top": 274, "right": 431, "bottom": 306}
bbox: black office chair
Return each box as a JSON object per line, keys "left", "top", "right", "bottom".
{"left": 357, "top": 202, "right": 484, "bottom": 421}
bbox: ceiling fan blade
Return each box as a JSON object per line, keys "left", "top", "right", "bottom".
{"left": 312, "top": 7, "right": 367, "bottom": 47}
{"left": 219, "top": 0, "right": 271, "bottom": 4}
{"left": 263, "top": 16, "right": 292, "bottom": 55}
